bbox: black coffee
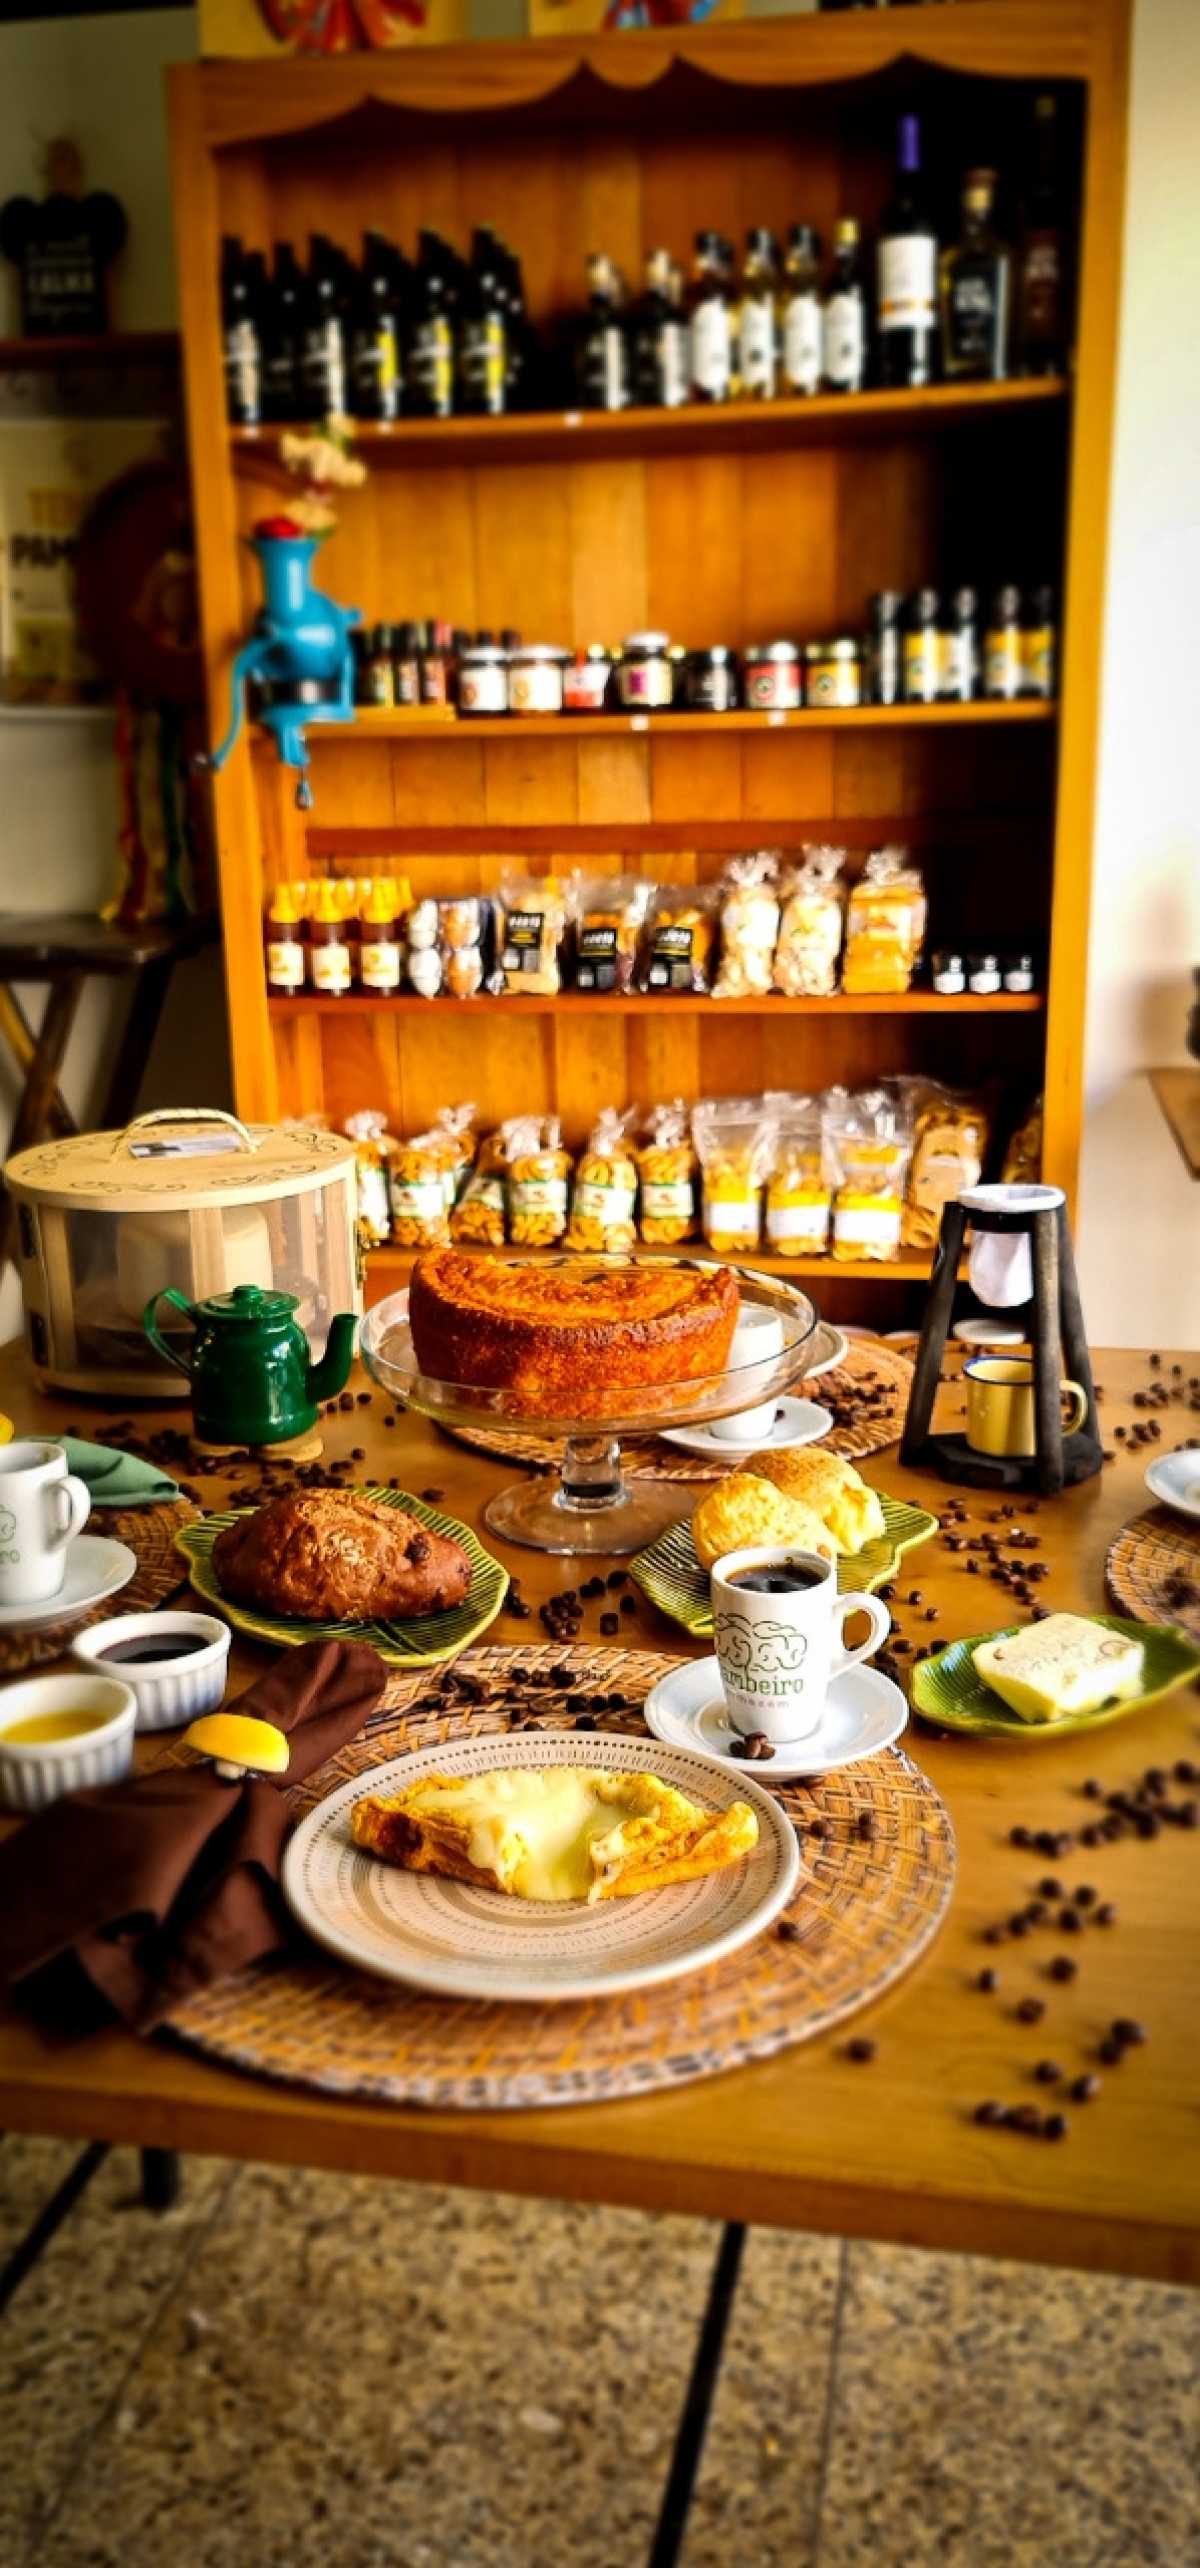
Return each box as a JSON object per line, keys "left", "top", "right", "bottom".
{"left": 96, "top": 1634, "right": 210, "bottom": 1664}
{"left": 726, "top": 1561, "right": 824, "bottom": 1596}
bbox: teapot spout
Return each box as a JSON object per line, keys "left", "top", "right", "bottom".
{"left": 305, "top": 1312, "right": 358, "bottom": 1405}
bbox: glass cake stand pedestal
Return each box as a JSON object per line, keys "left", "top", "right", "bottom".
{"left": 360, "top": 1261, "right": 820, "bottom": 1555}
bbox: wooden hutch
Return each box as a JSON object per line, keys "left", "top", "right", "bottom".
{"left": 168, "top": 0, "right": 1130, "bottom": 1319}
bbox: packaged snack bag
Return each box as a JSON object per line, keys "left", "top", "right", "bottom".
{"left": 565, "top": 1105, "right": 640, "bottom": 1250}
{"left": 842, "top": 848, "right": 927, "bottom": 995}
{"left": 344, "top": 1109, "right": 394, "bottom": 1247}
{"left": 388, "top": 1128, "right": 452, "bottom": 1249}
{"left": 1001, "top": 1095, "right": 1044, "bottom": 1185}
{"left": 637, "top": 1100, "right": 699, "bottom": 1245}
{"left": 450, "top": 1123, "right": 509, "bottom": 1247}
{"left": 825, "top": 1088, "right": 913, "bottom": 1263}
{"left": 439, "top": 896, "right": 489, "bottom": 1001}
{"left": 772, "top": 847, "right": 847, "bottom": 997}
{"left": 764, "top": 1095, "right": 832, "bottom": 1257}
{"left": 638, "top": 882, "right": 720, "bottom": 994}
{"left": 506, "top": 1116, "right": 572, "bottom": 1245}
{"left": 493, "top": 874, "right": 569, "bottom": 995}
{"left": 571, "top": 875, "right": 651, "bottom": 994}
{"left": 713, "top": 852, "right": 782, "bottom": 999}
{"left": 901, "top": 1085, "right": 989, "bottom": 1250}
{"left": 693, "top": 1098, "right": 776, "bottom": 1256}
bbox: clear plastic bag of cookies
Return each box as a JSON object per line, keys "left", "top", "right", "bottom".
{"left": 571, "top": 875, "right": 651, "bottom": 994}
{"left": 842, "top": 848, "right": 927, "bottom": 996}
{"left": 773, "top": 847, "right": 847, "bottom": 997}
{"left": 900, "top": 1083, "right": 989, "bottom": 1250}
{"left": 693, "top": 1098, "right": 777, "bottom": 1256}
{"left": 388, "top": 1126, "right": 454, "bottom": 1249}
{"left": 825, "top": 1088, "right": 913, "bottom": 1263}
{"left": 637, "top": 1100, "right": 699, "bottom": 1245}
{"left": 506, "top": 1115, "right": 573, "bottom": 1245}
{"left": 343, "top": 1109, "right": 394, "bottom": 1248}
{"left": 492, "top": 874, "right": 569, "bottom": 996}
{"left": 438, "top": 897, "right": 489, "bottom": 1002}
{"left": 450, "top": 1122, "right": 510, "bottom": 1248}
{"left": 419, "top": 1101, "right": 476, "bottom": 1211}
{"left": 1001, "top": 1094, "right": 1044, "bottom": 1185}
{"left": 763, "top": 1094, "right": 832, "bottom": 1257}
{"left": 404, "top": 897, "right": 444, "bottom": 1001}
{"left": 713, "top": 852, "right": 782, "bottom": 1000}
{"left": 638, "top": 882, "right": 720, "bottom": 995}
{"left": 565, "top": 1105, "right": 640, "bottom": 1251}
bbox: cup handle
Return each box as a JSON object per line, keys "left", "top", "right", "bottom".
{"left": 1061, "top": 1380, "right": 1089, "bottom": 1436}
{"left": 49, "top": 1475, "right": 91, "bottom": 1549}
{"left": 833, "top": 1591, "right": 891, "bottom": 1674}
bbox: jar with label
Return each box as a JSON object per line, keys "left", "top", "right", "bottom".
{"left": 565, "top": 1106, "right": 639, "bottom": 1252}
{"left": 359, "top": 878, "right": 404, "bottom": 994}
{"left": 365, "top": 625, "right": 397, "bottom": 708}
{"left": 688, "top": 231, "right": 736, "bottom": 404}
{"left": 264, "top": 882, "right": 308, "bottom": 996}
{"left": 344, "top": 1110, "right": 393, "bottom": 1247}
{"left": 505, "top": 1117, "right": 571, "bottom": 1246}
{"left": 968, "top": 950, "right": 1002, "bottom": 994}
{"left": 931, "top": 948, "right": 967, "bottom": 995}
{"left": 615, "top": 636, "right": 674, "bottom": 710}
{"left": 939, "top": 587, "right": 979, "bottom": 702}
{"left": 507, "top": 646, "right": 568, "bottom": 716}
{"left": 685, "top": 646, "right": 738, "bottom": 712}
{"left": 744, "top": 642, "right": 801, "bottom": 711}
{"left": 781, "top": 223, "right": 822, "bottom": 397}
{"left": 1003, "top": 950, "right": 1036, "bottom": 993}
{"left": 307, "top": 879, "right": 354, "bottom": 996}
{"left": 564, "top": 646, "right": 613, "bottom": 713}
{"left": 693, "top": 1100, "right": 775, "bottom": 1256}
{"left": 457, "top": 645, "right": 509, "bottom": 717}
{"left": 902, "top": 590, "right": 941, "bottom": 704}
{"left": 804, "top": 638, "right": 862, "bottom": 709}
{"left": 1021, "top": 586, "right": 1057, "bottom": 698}
{"left": 866, "top": 592, "right": 902, "bottom": 706}
{"left": 637, "top": 1100, "right": 698, "bottom": 1245}
{"left": 984, "top": 585, "right": 1024, "bottom": 699}
{"left": 765, "top": 1102, "right": 831, "bottom": 1258}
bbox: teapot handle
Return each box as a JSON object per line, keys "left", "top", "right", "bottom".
{"left": 110, "top": 1109, "right": 261, "bottom": 1159}
{"left": 143, "top": 1287, "right": 199, "bottom": 1380}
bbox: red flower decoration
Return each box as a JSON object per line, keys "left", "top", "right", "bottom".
{"left": 258, "top": 0, "right": 425, "bottom": 49}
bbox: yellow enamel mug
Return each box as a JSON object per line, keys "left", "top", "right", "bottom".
{"left": 965, "top": 1357, "right": 1088, "bottom": 1458}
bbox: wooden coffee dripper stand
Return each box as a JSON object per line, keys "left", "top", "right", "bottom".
{"left": 900, "top": 1184, "right": 1104, "bottom": 1496}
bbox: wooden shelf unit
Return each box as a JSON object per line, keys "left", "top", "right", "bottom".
{"left": 169, "top": 1, "right": 1131, "bottom": 1317}
{"left": 270, "top": 991, "right": 1044, "bottom": 1021}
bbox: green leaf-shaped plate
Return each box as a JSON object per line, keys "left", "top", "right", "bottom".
{"left": 630, "top": 1493, "right": 939, "bottom": 1640}
{"left": 911, "top": 1614, "right": 1200, "bottom": 1740}
{"left": 175, "top": 1488, "right": 508, "bottom": 1669}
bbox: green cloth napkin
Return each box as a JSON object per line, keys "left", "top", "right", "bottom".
{"left": 60, "top": 1438, "right": 180, "bottom": 1508}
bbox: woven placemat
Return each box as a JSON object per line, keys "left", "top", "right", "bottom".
{"left": 438, "top": 1339, "right": 915, "bottom": 1484}
{"left": 0, "top": 1500, "right": 200, "bottom": 1674}
{"left": 162, "top": 1640, "right": 954, "bottom": 2113}
{"left": 1106, "top": 1508, "right": 1200, "bottom": 1643}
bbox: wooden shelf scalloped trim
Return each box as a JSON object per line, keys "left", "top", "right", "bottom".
{"left": 270, "top": 991, "right": 1044, "bottom": 1020}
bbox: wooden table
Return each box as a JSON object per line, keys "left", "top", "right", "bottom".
{"left": 0, "top": 1338, "right": 1196, "bottom": 2298}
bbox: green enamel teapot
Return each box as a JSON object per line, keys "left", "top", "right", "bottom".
{"left": 142, "top": 1283, "right": 358, "bottom": 1445}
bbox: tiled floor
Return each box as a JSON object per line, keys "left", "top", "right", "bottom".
{"left": 0, "top": 2142, "right": 1195, "bottom": 2568}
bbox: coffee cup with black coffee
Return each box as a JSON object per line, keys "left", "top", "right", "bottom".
{"left": 711, "top": 1545, "right": 891, "bottom": 1744}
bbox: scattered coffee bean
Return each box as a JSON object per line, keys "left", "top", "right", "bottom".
{"left": 338, "top": 1392, "right": 355, "bottom": 1412}
{"left": 776, "top": 1917, "right": 803, "bottom": 1942}
{"left": 1174, "top": 1758, "right": 1198, "bottom": 1784}
{"left": 1034, "top": 2060, "right": 1063, "bottom": 2085}
{"left": 575, "top": 1714, "right": 597, "bottom": 1732}
{"left": 1112, "top": 2017, "right": 1148, "bottom": 2046}
{"left": 977, "top": 1968, "right": 999, "bottom": 1993}
{"left": 1048, "top": 1955, "right": 1077, "bottom": 1984}
{"left": 1024, "top": 1901, "right": 1049, "bottom": 1926}
{"left": 975, "top": 2100, "right": 1006, "bottom": 2127}
{"left": 1042, "top": 2112, "right": 1069, "bottom": 2141}
{"left": 420, "top": 1485, "right": 444, "bottom": 1504}
{"left": 809, "top": 1817, "right": 828, "bottom": 1840}
{"left": 1095, "top": 1902, "right": 1118, "bottom": 1926}
{"left": 1039, "top": 1876, "right": 1063, "bottom": 1900}
{"left": 599, "top": 1614, "right": 619, "bottom": 1636}
{"left": 1073, "top": 1884, "right": 1097, "bottom": 1908}
{"left": 1009, "top": 2104, "right": 1043, "bottom": 2133}
{"left": 607, "top": 1571, "right": 628, "bottom": 1590}
{"left": 1057, "top": 1907, "right": 1082, "bottom": 1933}
{"left": 1098, "top": 2038, "right": 1124, "bottom": 2066}
{"left": 1016, "top": 1997, "right": 1045, "bottom": 2024}
{"left": 620, "top": 1595, "right": 637, "bottom": 1616}
{"left": 1010, "top": 1827, "right": 1033, "bottom": 1849}
{"left": 982, "top": 1925, "right": 1006, "bottom": 1947}
{"left": 846, "top": 2037, "right": 877, "bottom": 2063}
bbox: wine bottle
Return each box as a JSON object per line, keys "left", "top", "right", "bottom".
{"left": 781, "top": 224, "right": 822, "bottom": 398}
{"left": 629, "top": 248, "right": 689, "bottom": 409}
{"left": 458, "top": 226, "right": 508, "bottom": 417}
{"left": 576, "top": 252, "right": 629, "bottom": 412}
{"left": 940, "top": 171, "right": 1010, "bottom": 382}
{"left": 221, "top": 234, "right": 261, "bottom": 427}
{"left": 1018, "top": 94, "right": 1069, "bottom": 377}
{"left": 260, "top": 240, "right": 303, "bottom": 423}
{"left": 822, "top": 218, "right": 868, "bottom": 394}
{"left": 737, "top": 227, "right": 781, "bottom": 403}
{"left": 688, "top": 231, "right": 736, "bottom": 404}
{"left": 349, "top": 229, "right": 402, "bottom": 422}
{"left": 407, "top": 230, "right": 455, "bottom": 420}
{"left": 299, "top": 234, "right": 348, "bottom": 421}
{"left": 877, "top": 114, "right": 938, "bottom": 389}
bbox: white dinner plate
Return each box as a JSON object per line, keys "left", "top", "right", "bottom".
{"left": 1144, "top": 1452, "right": 1200, "bottom": 1521}
{"left": 282, "top": 1729, "right": 799, "bottom": 2003}
{"left": 661, "top": 1395, "right": 834, "bottom": 1459}
{"left": 643, "top": 1654, "right": 909, "bottom": 1779}
{"left": 0, "top": 1536, "right": 138, "bottom": 1633}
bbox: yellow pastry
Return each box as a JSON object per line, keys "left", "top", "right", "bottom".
{"left": 692, "top": 1473, "right": 839, "bottom": 1575}
{"left": 183, "top": 1711, "right": 290, "bottom": 1774}
{"left": 351, "top": 1766, "right": 758, "bottom": 1902}
{"left": 744, "top": 1447, "right": 886, "bottom": 1556}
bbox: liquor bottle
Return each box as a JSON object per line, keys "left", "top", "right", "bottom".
{"left": 629, "top": 248, "right": 689, "bottom": 409}
{"left": 877, "top": 114, "right": 939, "bottom": 389}
{"left": 822, "top": 218, "right": 868, "bottom": 394}
{"left": 299, "top": 234, "right": 348, "bottom": 421}
{"left": 349, "top": 230, "right": 403, "bottom": 423}
{"left": 688, "top": 231, "right": 736, "bottom": 404}
{"left": 260, "top": 240, "right": 303, "bottom": 422}
{"left": 902, "top": 588, "right": 941, "bottom": 704}
{"left": 1018, "top": 94, "right": 1069, "bottom": 377}
{"left": 221, "top": 235, "right": 261, "bottom": 427}
{"left": 497, "top": 241, "right": 541, "bottom": 411}
{"left": 984, "top": 585, "right": 1024, "bottom": 700}
{"left": 458, "top": 227, "right": 508, "bottom": 416}
{"left": 1021, "top": 585, "right": 1057, "bottom": 699}
{"left": 940, "top": 171, "right": 1011, "bottom": 381}
{"left": 939, "top": 586, "right": 979, "bottom": 701}
{"left": 407, "top": 230, "right": 455, "bottom": 420}
{"left": 781, "top": 224, "right": 822, "bottom": 398}
{"left": 737, "top": 227, "right": 781, "bottom": 403}
{"left": 576, "top": 252, "right": 630, "bottom": 412}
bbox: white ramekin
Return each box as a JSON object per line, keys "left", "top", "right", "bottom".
{"left": 71, "top": 1611, "right": 231, "bottom": 1731}
{"left": 0, "top": 1675, "right": 137, "bottom": 1811}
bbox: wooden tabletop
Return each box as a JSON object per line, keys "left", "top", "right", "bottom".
{"left": 0, "top": 1336, "right": 1196, "bottom": 2287}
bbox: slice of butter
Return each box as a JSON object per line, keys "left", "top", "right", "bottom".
{"left": 972, "top": 1614, "right": 1144, "bottom": 1724}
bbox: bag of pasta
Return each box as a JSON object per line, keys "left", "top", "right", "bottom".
{"left": 693, "top": 1098, "right": 776, "bottom": 1256}
{"left": 506, "top": 1116, "right": 572, "bottom": 1246}
{"left": 388, "top": 1126, "right": 453, "bottom": 1249}
{"left": 713, "top": 853, "right": 782, "bottom": 1000}
{"left": 571, "top": 875, "right": 650, "bottom": 995}
{"left": 764, "top": 1096, "right": 832, "bottom": 1258}
{"left": 1001, "top": 1095, "right": 1044, "bottom": 1185}
{"left": 344, "top": 1109, "right": 394, "bottom": 1248}
{"left": 492, "top": 874, "right": 569, "bottom": 996}
{"left": 637, "top": 1099, "right": 699, "bottom": 1245}
{"left": 565, "top": 1105, "right": 639, "bottom": 1251}
{"left": 638, "top": 882, "right": 720, "bottom": 995}
{"left": 901, "top": 1084, "right": 989, "bottom": 1250}
{"left": 420, "top": 1101, "right": 476, "bottom": 1211}
{"left": 450, "top": 1122, "right": 510, "bottom": 1248}
{"left": 773, "top": 847, "right": 847, "bottom": 997}
{"left": 825, "top": 1088, "right": 913, "bottom": 1264}
{"left": 842, "top": 848, "right": 927, "bottom": 995}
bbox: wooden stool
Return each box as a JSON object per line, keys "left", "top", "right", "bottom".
{"left": 0, "top": 911, "right": 214, "bottom": 1271}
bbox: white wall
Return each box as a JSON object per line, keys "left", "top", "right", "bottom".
{"left": 1075, "top": 0, "right": 1200, "bottom": 1346}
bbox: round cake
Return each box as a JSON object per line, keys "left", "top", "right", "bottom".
{"left": 408, "top": 1250, "right": 740, "bottom": 1415}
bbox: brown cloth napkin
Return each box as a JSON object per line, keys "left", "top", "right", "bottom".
{"left": 0, "top": 1639, "right": 387, "bottom": 2038}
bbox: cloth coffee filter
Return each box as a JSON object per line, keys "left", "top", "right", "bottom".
{"left": 959, "top": 1183, "right": 1065, "bottom": 1309}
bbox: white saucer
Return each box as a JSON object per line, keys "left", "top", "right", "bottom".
{"left": 643, "top": 1654, "right": 909, "bottom": 1778}
{"left": 0, "top": 1536, "right": 138, "bottom": 1633}
{"left": 661, "top": 1396, "right": 834, "bottom": 1459}
{"left": 1144, "top": 1452, "right": 1200, "bottom": 1522}
{"left": 801, "top": 1323, "right": 848, "bottom": 1380}
{"left": 952, "top": 1317, "right": 1028, "bottom": 1349}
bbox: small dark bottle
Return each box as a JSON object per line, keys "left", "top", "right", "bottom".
{"left": 902, "top": 588, "right": 941, "bottom": 704}
{"left": 393, "top": 620, "right": 422, "bottom": 707}
{"left": 867, "top": 591, "right": 902, "bottom": 705}
{"left": 365, "top": 623, "right": 397, "bottom": 708}
{"left": 260, "top": 240, "right": 304, "bottom": 422}
{"left": 458, "top": 227, "right": 509, "bottom": 417}
{"left": 941, "top": 171, "right": 1011, "bottom": 382}
{"left": 419, "top": 619, "right": 453, "bottom": 706}
{"left": 822, "top": 219, "right": 868, "bottom": 394}
{"left": 350, "top": 230, "right": 402, "bottom": 423}
{"left": 497, "top": 241, "right": 541, "bottom": 412}
{"left": 629, "top": 248, "right": 689, "bottom": 410}
{"left": 939, "top": 586, "right": 979, "bottom": 701}
{"left": 407, "top": 231, "right": 455, "bottom": 420}
{"left": 877, "top": 113, "right": 939, "bottom": 390}
{"left": 300, "top": 233, "right": 348, "bottom": 420}
{"left": 985, "top": 585, "right": 1024, "bottom": 700}
{"left": 577, "top": 252, "right": 630, "bottom": 412}
{"left": 1019, "top": 93, "right": 1070, "bottom": 377}
{"left": 221, "top": 234, "right": 262, "bottom": 427}
{"left": 1021, "top": 583, "right": 1057, "bottom": 699}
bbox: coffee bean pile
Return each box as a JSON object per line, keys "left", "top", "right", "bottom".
{"left": 431, "top": 1658, "right": 636, "bottom": 1735}
{"left": 812, "top": 1367, "right": 902, "bottom": 1448}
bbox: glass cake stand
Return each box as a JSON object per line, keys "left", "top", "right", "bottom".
{"left": 359, "top": 1255, "right": 820, "bottom": 1555}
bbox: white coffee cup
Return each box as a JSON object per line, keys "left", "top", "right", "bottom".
{"left": 0, "top": 1441, "right": 92, "bottom": 1606}
{"left": 709, "top": 1306, "right": 786, "bottom": 1444}
{"left": 712, "top": 1544, "right": 891, "bottom": 1744}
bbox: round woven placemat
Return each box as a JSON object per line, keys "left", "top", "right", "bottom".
{"left": 438, "top": 1338, "right": 915, "bottom": 1485}
{"left": 1106, "top": 1507, "right": 1200, "bottom": 1643}
{"left": 163, "top": 1640, "right": 954, "bottom": 2113}
{"left": 0, "top": 1499, "right": 200, "bottom": 1674}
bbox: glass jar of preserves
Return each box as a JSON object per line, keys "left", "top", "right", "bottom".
{"left": 684, "top": 646, "right": 738, "bottom": 712}
{"left": 457, "top": 645, "right": 509, "bottom": 716}
{"left": 507, "top": 646, "right": 569, "bottom": 716}
{"left": 564, "top": 645, "right": 613, "bottom": 713}
{"left": 804, "top": 638, "right": 862, "bottom": 709}
{"left": 615, "top": 635, "right": 674, "bottom": 710}
{"left": 744, "top": 642, "right": 801, "bottom": 711}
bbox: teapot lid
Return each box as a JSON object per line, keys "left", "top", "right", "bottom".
{"left": 192, "top": 1282, "right": 299, "bottom": 1323}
